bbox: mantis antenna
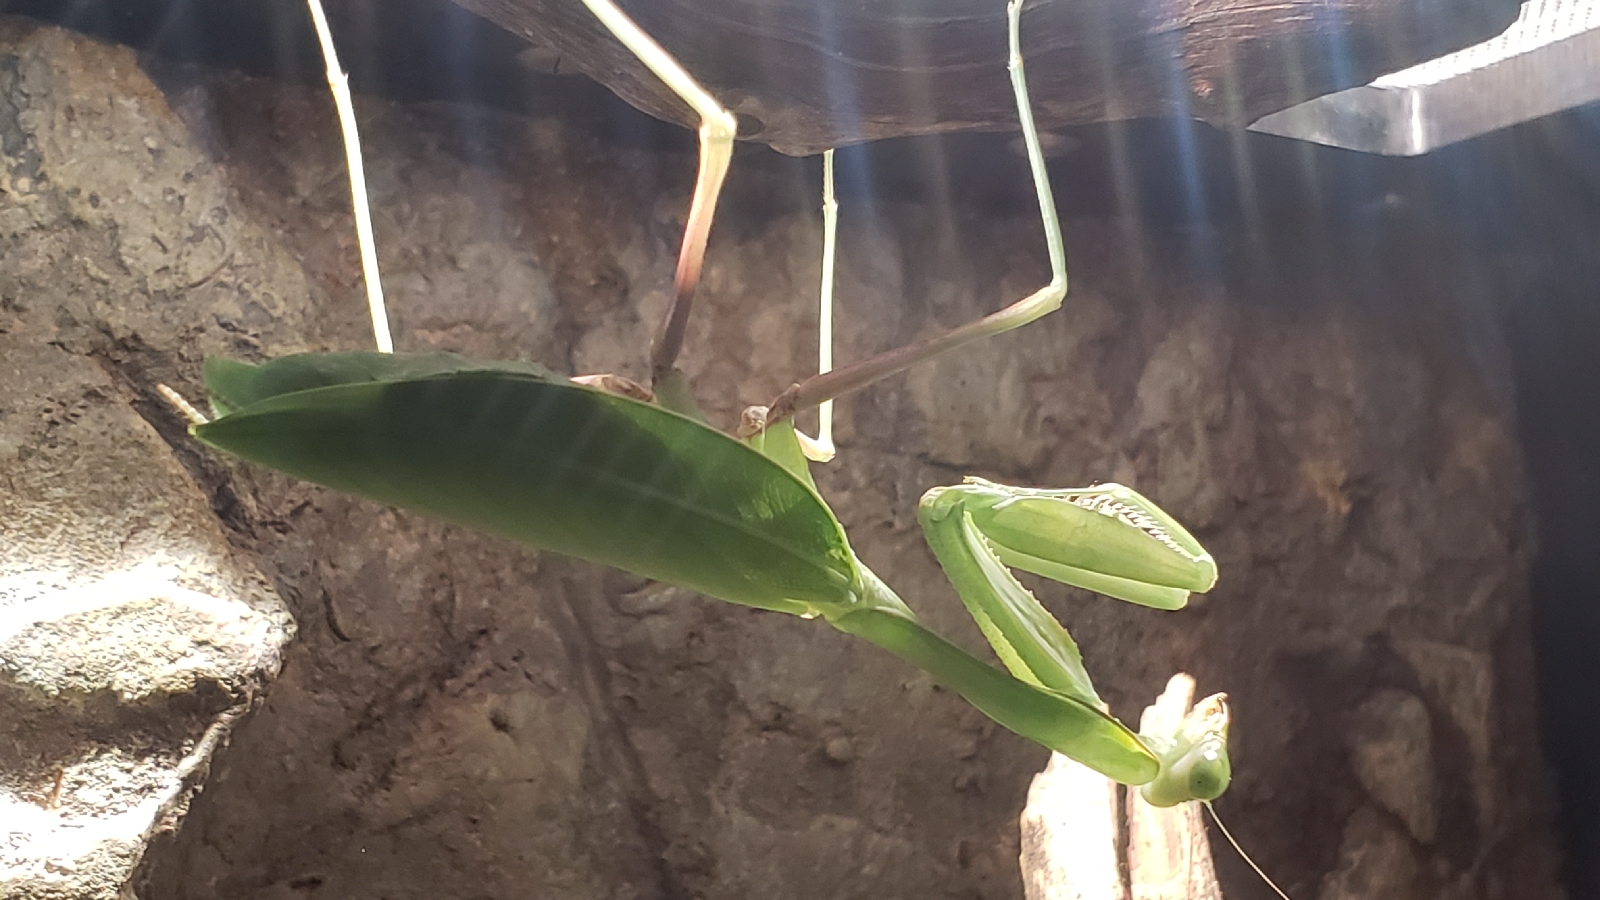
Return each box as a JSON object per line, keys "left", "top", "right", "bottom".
{"left": 1204, "top": 802, "right": 1296, "bottom": 900}
{"left": 795, "top": 148, "right": 838, "bottom": 463}
{"left": 304, "top": 0, "right": 391, "bottom": 354}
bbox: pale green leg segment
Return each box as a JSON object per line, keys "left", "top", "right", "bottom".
{"left": 795, "top": 148, "right": 838, "bottom": 463}
{"left": 917, "top": 500, "right": 1101, "bottom": 706}
{"left": 761, "top": 0, "right": 1068, "bottom": 426}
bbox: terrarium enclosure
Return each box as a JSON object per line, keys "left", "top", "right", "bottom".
{"left": 0, "top": 1, "right": 1593, "bottom": 898}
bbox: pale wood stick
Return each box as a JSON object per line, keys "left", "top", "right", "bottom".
{"left": 1127, "top": 674, "right": 1224, "bottom": 900}
{"left": 1020, "top": 751, "right": 1128, "bottom": 900}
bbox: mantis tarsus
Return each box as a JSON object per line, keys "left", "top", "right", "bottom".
{"left": 169, "top": 0, "right": 1236, "bottom": 807}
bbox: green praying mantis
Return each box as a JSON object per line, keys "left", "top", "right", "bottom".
{"left": 163, "top": 0, "right": 1236, "bottom": 809}
{"left": 184, "top": 349, "right": 1225, "bottom": 796}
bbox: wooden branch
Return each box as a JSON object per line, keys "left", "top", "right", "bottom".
{"left": 1127, "top": 675, "right": 1223, "bottom": 900}
{"left": 1020, "top": 752, "right": 1127, "bottom": 900}
{"left": 1019, "top": 674, "right": 1225, "bottom": 900}
{"left": 451, "top": 0, "right": 1520, "bottom": 154}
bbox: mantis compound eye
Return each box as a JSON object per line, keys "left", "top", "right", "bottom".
{"left": 1180, "top": 737, "right": 1232, "bottom": 801}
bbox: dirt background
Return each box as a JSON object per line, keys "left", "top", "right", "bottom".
{"left": 0, "top": 15, "right": 1566, "bottom": 900}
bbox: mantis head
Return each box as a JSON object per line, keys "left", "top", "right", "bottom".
{"left": 1140, "top": 692, "right": 1232, "bottom": 807}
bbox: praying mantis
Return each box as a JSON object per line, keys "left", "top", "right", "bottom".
{"left": 165, "top": 0, "right": 1234, "bottom": 807}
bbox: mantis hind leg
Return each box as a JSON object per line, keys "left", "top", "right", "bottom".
{"left": 574, "top": 0, "right": 737, "bottom": 387}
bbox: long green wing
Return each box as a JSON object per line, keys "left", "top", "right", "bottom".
{"left": 202, "top": 351, "right": 550, "bottom": 417}
{"left": 195, "top": 353, "right": 854, "bottom": 618}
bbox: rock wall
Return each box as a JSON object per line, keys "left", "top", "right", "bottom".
{"left": 0, "top": 18, "right": 1564, "bottom": 900}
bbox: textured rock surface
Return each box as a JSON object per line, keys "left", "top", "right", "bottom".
{"left": 1348, "top": 689, "right": 1438, "bottom": 845}
{"left": 0, "top": 23, "right": 297, "bottom": 897}
{"left": 0, "top": 16, "right": 1565, "bottom": 900}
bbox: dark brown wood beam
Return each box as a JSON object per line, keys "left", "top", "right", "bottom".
{"left": 450, "top": 0, "right": 1521, "bottom": 155}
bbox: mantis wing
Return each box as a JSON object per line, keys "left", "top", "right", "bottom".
{"left": 196, "top": 353, "right": 853, "bottom": 617}
{"left": 202, "top": 351, "right": 549, "bottom": 416}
